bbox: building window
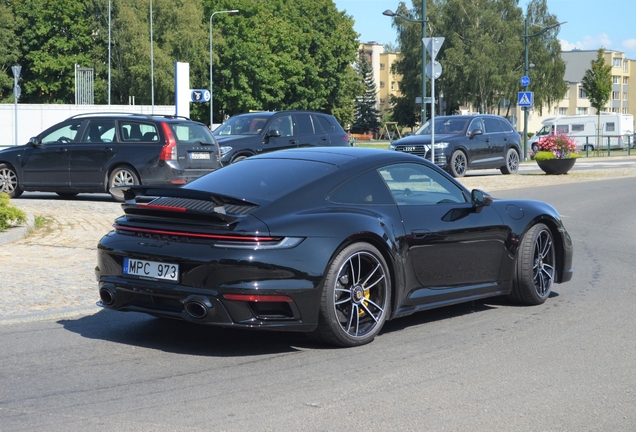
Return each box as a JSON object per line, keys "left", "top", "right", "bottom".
{"left": 380, "top": 63, "right": 385, "bottom": 70}
{"left": 624, "top": 61, "right": 629, "bottom": 73}
{"left": 613, "top": 58, "right": 622, "bottom": 67}
{"left": 380, "top": 81, "right": 385, "bottom": 88}
{"left": 612, "top": 91, "right": 619, "bottom": 100}
{"left": 577, "top": 107, "right": 587, "bottom": 115}
{"left": 623, "top": 108, "right": 628, "bottom": 114}
{"left": 624, "top": 92, "right": 628, "bottom": 101}
{"left": 578, "top": 87, "right": 587, "bottom": 99}
{"left": 563, "top": 89, "right": 569, "bottom": 99}
{"left": 379, "top": 98, "right": 386, "bottom": 105}
{"left": 624, "top": 77, "right": 629, "bottom": 85}
{"left": 390, "top": 81, "right": 395, "bottom": 91}
{"left": 559, "top": 108, "right": 567, "bottom": 115}
{"left": 613, "top": 76, "right": 620, "bottom": 84}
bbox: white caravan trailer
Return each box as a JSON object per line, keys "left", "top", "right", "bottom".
{"left": 529, "top": 114, "right": 634, "bottom": 152}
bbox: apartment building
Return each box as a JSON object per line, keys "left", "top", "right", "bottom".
{"left": 516, "top": 49, "right": 634, "bottom": 134}
{"left": 358, "top": 42, "right": 403, "bottom": 117}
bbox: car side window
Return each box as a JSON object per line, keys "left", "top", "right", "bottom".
{"left": 468, "top": 119, "right": 484, "bottom": 135}
{"left": 498, "top": 119, "right": 514, "bottom": 132}
{"left": 82, "top": 120, "right": 116, "bottom": 143}
{"left": 379, "top": 163, "right": 468, "bottom": 206}
{"left": 120, "top": 122, "right": 158, "bottom": 142}
{"left": 316, "top": 115, "right": 335, "bottom": 132}
{"left": 294, "top": 114, "right": 315, "bottom": 136}
{"left": 329, "top": 170, "right": 394, "bottom": 205}
{"left": 483, "top": 118, "right": 502, "bottom": 134}
{"left": 268, "top": 115, "right": 294, "bottom": 137}
{"left": 40, "top": 121, "right": 83, "bottom": 144}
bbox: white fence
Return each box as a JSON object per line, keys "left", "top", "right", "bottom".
{"left": 1, "top": 104, "right": 176, "bottom": 148}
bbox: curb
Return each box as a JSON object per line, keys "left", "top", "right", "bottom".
{"left": 0, "top": 212, "right": 35, "bottom": 246}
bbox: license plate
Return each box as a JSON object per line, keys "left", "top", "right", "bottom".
{"left": 190, "top": 152, "right": 210, "bottom": 160}
{"left": 123, "top": 258, "right": 179, "bottom": 282}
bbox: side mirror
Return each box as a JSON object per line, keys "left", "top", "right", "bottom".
{"left": 28, "top": 137, "right": 41, "bottom": 147}
{"left": 471, "top": 189, "right": 492, "bottom": 212}
{"left": 468, "top": 129, "right": 483, "bottom": 139}
{"left": 264, "top": 129, "right": 281, "bottom": 144}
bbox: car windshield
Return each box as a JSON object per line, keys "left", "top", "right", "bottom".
{"left": 213, "top": 114, "right": 272, "bottom": 136}
{"left": 186, "top": 158, "right": 337, "bottom": 202}
{"left": 415, "top": 118, "right": 469, "bottom": 135}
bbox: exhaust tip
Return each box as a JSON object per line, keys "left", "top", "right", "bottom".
{"left": 184, "top": 296, "right": 213, "bottom": 320}
{"left": 99, "top": 286, "right": 116, "bottom": 306}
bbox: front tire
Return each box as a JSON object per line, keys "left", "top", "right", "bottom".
{"left": 500, "top": 148, "right": 520, "bottom": 175}
{"left": 509, "top": 223, "right": 555, "bottom": 305}
{"left": 0, "top": 163, "right": 23, "bottom": 198}
{"left": 311, "top": 243, "right": 391, "bottom": 347}
{"left": 449, "top": 150, "right": 467, "bottom": 178}
{"left": 108, "top": 166, "right": 139, "bottom": 201}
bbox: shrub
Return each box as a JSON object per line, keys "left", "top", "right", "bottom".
{"left": 0, "top": 193, "right": 27, "bottom": 231}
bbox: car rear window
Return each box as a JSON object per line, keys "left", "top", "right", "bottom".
{"left": 186, "top": 158, "right": 337, "bottom": 202}
{"left": 169, "top": 122, "right": 216, "bottom": 144}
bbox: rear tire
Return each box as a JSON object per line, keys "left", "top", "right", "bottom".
{"left": 108, "top": 166, "right": 139, "bottom": 201}
{"left": 0, "top": 163, "right": 23, "bottom": 198}
{"left": 449, "top": 150, "right": 467, "bottom": 178}
{"left": 500, "top": 148, "right": 520, "bottom": 175}
{"left": 509, "top": 223, "right": 555, "bottom": 305}
{"left": 310, "top": 242, "right": 391, "bottom": 347}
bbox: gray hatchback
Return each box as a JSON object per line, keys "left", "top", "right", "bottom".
{"left": 0, "top": 113, "right": 221, "bottom": 200}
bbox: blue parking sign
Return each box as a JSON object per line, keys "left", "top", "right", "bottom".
{"left": 518, "top": 91, "right": 533, "bottom": 107}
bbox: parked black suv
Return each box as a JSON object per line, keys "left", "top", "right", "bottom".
{"left": 213, "top": 110, "right": 350, "bottom": 165}
{"left": 389, "top": 114, "right": 521, "bottom": 177}
{"left": 0, "top": 113, "right": 221, "bottom": 200}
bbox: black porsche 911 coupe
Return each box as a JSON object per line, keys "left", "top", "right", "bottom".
{"left": 96, "top": 147, "right": 573, "bottom": 347}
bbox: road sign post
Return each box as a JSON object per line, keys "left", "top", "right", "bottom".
{"left": 12, "top": 66, "right": 21, "bottom": 146}
{"left": 423, "top": 37, "right": 444, "bottom": 165}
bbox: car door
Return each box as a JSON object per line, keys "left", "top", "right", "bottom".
{"left": 292, "top": 113, "right": 328, "bottom": 147}
{"left": 465, "top": 117, "right": 490, "bottom": 166}
{"left": 482, "top": 117, "right": 506, "bottom": 166}
{"left": 261, "top": 114, "right": 298, "bottom": 153}
{"left": 380, "top": 163, "right": 508, "bottom": 304}
{"left": 69, "top": 119, "right": 118, "bottom": 188}
{"left": 20, "top": 120, "right": 83, "bottom": 188}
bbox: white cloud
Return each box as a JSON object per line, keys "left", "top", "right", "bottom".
{"left": 623, "top": 39, "right": 636, "bottom": 50}
{"left": 560, "top": 33, "right": 613, "bottom": 52}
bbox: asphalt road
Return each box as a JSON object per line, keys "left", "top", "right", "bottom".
{"left": 0, "top": 177, "right": 635, "bottom": 431}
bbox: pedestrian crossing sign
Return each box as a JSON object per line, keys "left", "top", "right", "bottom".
{"left": 518, "top": 91, "right": 533, "bottom": 107}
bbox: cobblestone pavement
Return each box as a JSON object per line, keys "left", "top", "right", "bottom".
{"left": 0, "top": 195, "right": 123, "bottom": 323}
{"left": 1, "top": 163, "right": 635, "bottom": 324}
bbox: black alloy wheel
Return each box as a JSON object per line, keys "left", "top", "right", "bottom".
{"left": 510, "top": 223, "right": 555, "bottom": 305}
{"left": 449, "top": 150, "right": 467, "bottom": 177}
{"left": 0, "top": 163, "right": 23, "bottom": 198}
{"left": 312, "top": 243, "right": 391, "bottom": 347}
{"left": 500, "top": 148, "right": 520, "bottom": 175}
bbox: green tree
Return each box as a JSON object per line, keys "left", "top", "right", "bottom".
{"left": 581, "top": 48, "right": 612, "bottom": 154}
{"left": 12, "top": 0, "right": 100, "bottom": 103}
{"left": 523, "top": 0, "right": 567, "bottom": 116}
{"left": 207, "top": 0, "right": 360, "bottom": 126}
{"left": 0, "top": 3, "right": 21, "bottom": 102}
{"left": 350, "top": 55, "right": 380, "bottom": 135}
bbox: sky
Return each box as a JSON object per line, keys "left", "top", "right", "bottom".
{"left": 333, "top": 0, "right": 636, "bottom": 59}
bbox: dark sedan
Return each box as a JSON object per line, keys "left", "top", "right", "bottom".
{"left": 389, "top": 114, "right": 522, "bottom": 177}
{"left": 96, "top": 147, "right": 573, "bottom": 347}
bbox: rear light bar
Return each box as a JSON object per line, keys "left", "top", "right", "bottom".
{"left": 159, "top": 122, "right": 177, "bottom": 161}
{"left": 113, "top": 224, "right": 277, "bottom": 242}
{"left": 223, "top": 294, "right": 293, "bottom": 303}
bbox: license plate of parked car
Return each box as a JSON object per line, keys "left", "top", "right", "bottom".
{"left": 190, "top": 152, "right": 210, "bottom": 159}
{"left": 123, "top": 258, "right": 179, "bottom": 282}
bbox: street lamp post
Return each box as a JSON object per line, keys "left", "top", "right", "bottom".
{"left": 383, "top": 1, "right": 427, "bottom": 125}
{"left": 210, "top": 10, "right": 239, "bottom": 128}
{"left": 522, "top": 18, "right": 565, "bottom": 160}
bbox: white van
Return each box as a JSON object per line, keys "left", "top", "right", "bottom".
{"left": 529, "top": 114, "right": 634, "bottom": 152}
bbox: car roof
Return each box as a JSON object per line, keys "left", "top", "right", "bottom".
{"left": 250, "top": 146, "right": 426, "bottom": 166}
{"left": 63, "top": 112, "right": 200, "bottom": 123}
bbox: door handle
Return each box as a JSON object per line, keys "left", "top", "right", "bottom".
{"left": 103, "top": 147, "right": 115, "bottom": 152}
{"left": 411, "top": 229, "right": 431, "bottom": 239}
{"left": 57, "top": 148, "right": 68, "bottom": 153}
{"left": 289, "top": 140, "right": 297, "bottom": 145}
{"left": 485, "top": 138, "right": 490, "bottom": 143}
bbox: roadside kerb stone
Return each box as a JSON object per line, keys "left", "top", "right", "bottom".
{"left": 1, "top": 162, "right": 635, "bottom": 325}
